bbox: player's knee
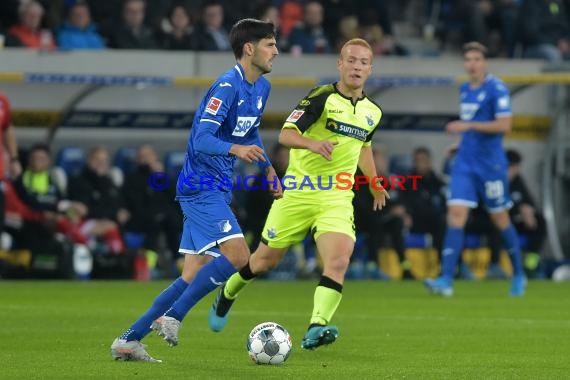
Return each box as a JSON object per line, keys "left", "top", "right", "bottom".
{"left": 325, "top": 254, "right": 351, "bottom": 274}
{"left": 447, "top": 209, "right": 468, "bottom": 227}
{"left": 229, "top": 249, "right": 250, "bottom": 269}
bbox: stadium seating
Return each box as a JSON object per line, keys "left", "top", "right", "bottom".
{"left": 389, "top": 153, "right": 413, "bottom": 175}
{"left": 55, "top": 146, "right": 86, "bottom": 177}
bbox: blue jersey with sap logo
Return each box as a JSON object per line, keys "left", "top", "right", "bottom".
{"left": 176, "top": 63, "right": 271, "bottom": 201}
{"left": 456, "top": 74, "right": 511, "bottom": 169}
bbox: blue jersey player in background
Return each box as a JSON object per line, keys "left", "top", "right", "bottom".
{"left": 111, "top": 18, "right": 281, "bottom": 362}
{"left": 424, "top": 42, "right": 526, "bottom": 297}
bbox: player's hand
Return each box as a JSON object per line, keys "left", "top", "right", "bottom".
{"left": 308, "top": 140, "right": 338, "bottom": 161}
{"left": 265, "top": 166, "right": 283, "bottom": 199}
{"left": 230, "top": 145, "right": 266, "bottom": 164}
{"left": 369, "top": 180, "right": 390, "bottom": 211}
{"left": 446, "top": 121, "right": 471, "bottom": 134}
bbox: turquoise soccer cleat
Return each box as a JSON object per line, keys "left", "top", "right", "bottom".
{"left": 424, "top": 276, "right": 454, "bottom": 297}
{"left": 509, "top": 275, "right": 527, "bottom": 297}
{"left": 208, "top": 285, "right": 234, "bottom": 332}
{"left": 301, "top": 325, "right": 339, "bottom": 350}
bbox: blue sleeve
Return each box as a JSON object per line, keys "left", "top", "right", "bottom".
{"left": 193, "top": 81, "right": 237, "bottom": 156}
{"left": 493, "top": 81, "right": 511, "bottom": 118}
{"left": 251, "top": 128, "right": 272, "bottom": 170}
{"left": 252, "top": 83, "right": 272, "bottom": 169}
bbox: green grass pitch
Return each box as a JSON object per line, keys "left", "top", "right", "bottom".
{"left": 1, "top": 280, "right": 569, "bottom": 379}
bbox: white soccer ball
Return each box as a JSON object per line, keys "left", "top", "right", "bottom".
{"left": 247, "top": 322, "right": 292, "bottom": 365}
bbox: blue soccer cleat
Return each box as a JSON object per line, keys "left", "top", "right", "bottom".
{"left": 301, "top": 325, "right": 339, "bottom": 350}
{"left": 424, "top": 276, "right": 454, "bottom": 297}
{"left": 208, "top": 285, "right": 233, "bottom": 332}
{"left": 509, "top": 275, "right": 527, "bottom": 297}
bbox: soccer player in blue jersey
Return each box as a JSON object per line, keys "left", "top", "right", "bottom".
{"left": 424, "top": 42, "right": 526, "bottom": 297}
{"left": 111, "top": 18, "right": 281, "bottom": 362}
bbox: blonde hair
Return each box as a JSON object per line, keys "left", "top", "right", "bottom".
{"left": 340, "top": 38, "right": 373, "bottom": 59}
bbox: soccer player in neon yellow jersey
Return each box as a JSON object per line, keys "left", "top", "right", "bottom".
{"left": 209, "top": 38, "right": 390, "bottom": 349}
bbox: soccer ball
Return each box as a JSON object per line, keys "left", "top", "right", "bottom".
{"left": 247, "top": 322, "right": 292, "bottom": 365}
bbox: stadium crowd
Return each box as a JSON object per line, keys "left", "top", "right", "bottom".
{"left": 0, "top": 138, "right": 546, "bottom": 281}
{"left": 0, "top": 0, "right": 558, "bottom": 279}
{"left": 0, "top": 0, "right": 569, "bottom": 59}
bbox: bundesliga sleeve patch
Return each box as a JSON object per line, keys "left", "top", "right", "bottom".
{"left": 286, "top": 110, "right": 304, "bottom": 123}
{"left": 205, "top": 97, "right": 223, "bottom": 115}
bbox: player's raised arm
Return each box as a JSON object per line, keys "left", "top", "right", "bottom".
{"left": 279, "top": 128, "right": 337, "bottom": 161}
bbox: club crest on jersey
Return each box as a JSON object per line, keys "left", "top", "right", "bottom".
{"left": 286, "top": 110, "right": 304, "bottom": 123}
{"left": 477, "top": 91, "right": 486, "bottom": 102}
{"left": 205, "top": 97, "right": 222, "bottom": 115}
{"left": 366, "top": 114, "right": 374, "bottom": 126}
{"left": 257, "top": 96, "right": 263, "bottom": 110}
{"left": 219, "top": 220, "right": 232, "bottom": 233}
{"left": 267, "top": 227, "right": 277, "bottom": 239}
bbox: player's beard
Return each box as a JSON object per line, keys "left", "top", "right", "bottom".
{"left": 252, "top": 56, "right": 272, "bottom": 75}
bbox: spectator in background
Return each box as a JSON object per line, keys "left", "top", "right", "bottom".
{"left": 0, "top": 92, "right": 23, "bottom": 237}
{"left": 6, "top": 1, "right": 56, "bottom": 49}
{"left": 256, "top": 3, "right": 288, "bottom": 52}
{"left": 357, "top": 2, "right": 409, "bottom": 56}
{"left": 108, "top": 0, "right": 158, "bottom": 49}
{"left": 160, "top": 3, "right": 195, "bottom": 50}
{"left": 288, "top": 1, "right": 332, "bottom": 54}
{"left": 57, "top": 1, "right": 105, "bottom": 50}
{"left": 351, "top": 148, "right": 410, "bottom": 280}
{"left": 278, "top": 0, "right": 304, "bottom": 39}
{"left": 335, "top": 14, "right": 359, "bottom": 52}
{"left": 122, "top": 144, "right": 182, "bottom": 264}
{"left": 13, "top": 144, "right": 91, "bottom": 246}
{"left": 190, "top": 0, "right": 231, "bottom": 51}
{"left": 68, "top": 146, "right": 127, "bottom": 254}
{"left": 401, "top": 147, "right": 446, "bottom": 253}
{"left": 519, "top": 0, "right": 570, "bottom": 61}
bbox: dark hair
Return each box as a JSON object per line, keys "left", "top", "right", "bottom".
{"left": 168, "top": 3, "right": 190, "bottom": 21}
{"left": 463, "top": 41, "right": 488, "bottom": 58}
{"left": 28, "top": 143, "right": 51, "bottom": 156}
{"left": 506, "top": 149, "right": 522, "bottom": 165}
{"left": 413, "top": 146, "right": 431, "bottom": 158}
{"left": 230, "top": 18, "right": 275, "bottom": 59}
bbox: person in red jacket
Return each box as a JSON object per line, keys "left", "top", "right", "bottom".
{"left": 6, "top": 1, "right": 56, "bottom": 49}
{"left": 1, "top": 92, "right": 23, "bottom": 237}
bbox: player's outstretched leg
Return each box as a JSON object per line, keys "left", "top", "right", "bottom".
{"left": 209, "top": 244, "right": 288, "bottom": 332}
{"left": 111, "top": 338, "right": 162, "bottom": 363}
{"left": 152, "top": 239, "right": 249, "bottom": 346}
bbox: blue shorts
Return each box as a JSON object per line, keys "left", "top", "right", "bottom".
{"left": 178, "top": 191, "right": 243, "bottom": 257}
{"left": 447, "top": 160, "right": 512, "bottom": 213}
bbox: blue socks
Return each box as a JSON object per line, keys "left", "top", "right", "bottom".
{"left": 120, "top": 276, "right": 188, "bottom": 342}
{"left": 165, "top": 255, "right": 237, "bottom": 321}
{"left": 501, "top": 224, "right": 524, "bottom": 277}
{"left": 441, "top": 227, "right": 465, "bottom": 281}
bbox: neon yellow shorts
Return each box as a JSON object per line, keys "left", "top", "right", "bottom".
{"left": 261, "top": 192, "right": 355, "bottom": 248}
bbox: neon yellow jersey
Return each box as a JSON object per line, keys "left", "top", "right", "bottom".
{"left": 282, "top": 83, "right": 382, "bottom": 198}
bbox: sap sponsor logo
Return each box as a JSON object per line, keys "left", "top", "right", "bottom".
{"left": 205, "top": 97, "right": 223, "bottom": 115}
{"left": 286, "top": 110, "right": 304, "bottom": 123}
{"left": 232, "top": 116, "right": 259, "bottom": 136}
{"left": 460, "top": 103, "right": 479, "bottom": 120}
